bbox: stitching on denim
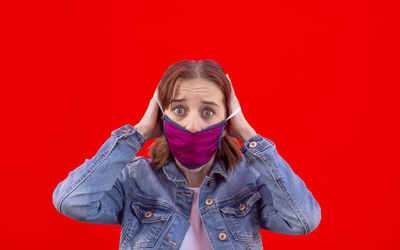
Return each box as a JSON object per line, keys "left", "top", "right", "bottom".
{"left": 127, "top": 157, "right": 147, "bottom": 200}
{"left": 221, "top": 212, "right": 259, "bottom": 242}
{"left": 129, "top": 192, "right": 178, "bottom": 214}
{"left": 121, "top": 210, "right": 138, "bottom": 245}
{"left": 206, "top": 207, "right": 235, "bottom": 250}
{"left": 123, "top": 203, "right": 171, "bottom": 248}
{"left": 220, "top": 192, "right": 262, "bottom": 217}
{"left": 271, "top": 176, "right": 310, "bottom": 234}
{"left": 246, "top": 143, "right": 310, "bottom": 234}
{"left": 217, "top": 185, "right": 258, "bottom": 207}
{"left": 126, "top": 137, "right": 141, "bottom": 152}
{"left": 101, "top": 206, "right": 119, "bottom": 223}
{"left": 259, "top": 155, "right": 309, "bottom": 234}
{"left": 201, "top": 204, "right": 217, "bottom": 214}
{"left": 123, "top": 217, "right": 168, "bottom": 248}
{"left": 163, "top": 237, "right": 177, "bottom": 246}
{"left": 131, "top": 204, "right": 172, "bottom": 223}
{"left": 176, "top": 191, "right": 191, "bottom": 197}
{"left": 56, "top": 137, "right": 119, "bottom": 213}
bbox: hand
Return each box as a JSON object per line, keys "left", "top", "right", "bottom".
{"left": 135, "top": 89, "right": 163, "bottom": 141}
{"left": 226, "top": 75, "right": 257, "bottom": 143}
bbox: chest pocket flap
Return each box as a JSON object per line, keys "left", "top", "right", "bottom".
{"left": 132, "top": 202, "right": 171, "bottom": 223}
{"left": 122, "top": 201, "right": 172, "bottom": 248}
{"left": 220, "top": 190, "right": 262, "bottom": 241}
{"left": 220, "top": 191, "right": 262, "bottom": 217}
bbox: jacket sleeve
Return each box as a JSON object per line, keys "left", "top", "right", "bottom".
{"left": 241, "top": 135, "right": 321, "bottom": 235}
{"left": 52, "top": 124, "right": 145, "bottom": 225}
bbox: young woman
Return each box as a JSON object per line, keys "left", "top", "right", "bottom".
{"left": 53, "top": 59, "right": 321, "bottom": 250}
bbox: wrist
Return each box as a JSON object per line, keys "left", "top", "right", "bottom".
{"left": 239, "top": 125, "right": 257, "bottom": 143}
{"left": 135, "top": 123, "right": 149, "bottom": 141}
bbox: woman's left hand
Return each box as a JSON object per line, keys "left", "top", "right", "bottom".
{"left": 225, "top": 75, "right": 257, "bottom": 143}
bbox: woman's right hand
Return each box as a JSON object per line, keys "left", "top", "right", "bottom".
{"left": 135, "top": 89, "right": 163, "bottom": 141}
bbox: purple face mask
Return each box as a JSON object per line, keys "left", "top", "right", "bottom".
{"left": 155, "top": 89, "right": 241, "bottom": 170}
{"left": 162, "top": 114, "right": 227, "bottom": 169}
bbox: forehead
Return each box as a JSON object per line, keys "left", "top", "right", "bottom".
{"left": 172, "top": 78, "right": 225, "bottom": 103}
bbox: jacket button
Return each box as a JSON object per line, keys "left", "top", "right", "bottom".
{"left": 249, "top": 141, "right": 257, "bottom": 148}
{"left": 122, "top": 128, "right": 131, "bottom": 134}
{"left": 208, "top": 179, "right": 214, "bottom": 186}
{"left": 239, "top": 203, "right": 246, "bottom": 211}
{"left": 218, "top": 232, "right": 227, "bottom": 241}
{"left": 205, "top": 198, "right": 214, "bottom": 206}
{"left": 144, "top": 211, "right": 152, "bottom": 218}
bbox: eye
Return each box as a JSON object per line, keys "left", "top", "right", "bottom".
{"left": 173, "top": 106, "right": 185, "bottom": 115}
{"left": 202, "top": 108, "right": 215, "bottom": 118}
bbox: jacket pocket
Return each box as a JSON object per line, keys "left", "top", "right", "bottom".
{"left": 220, "top": 190, "right": 262, "bottom": 242}
{"left": 122, "top": 201, "right": 172, "bottom": 248}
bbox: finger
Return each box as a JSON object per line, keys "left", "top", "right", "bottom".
{"left": 225, "top": 74, "right": 241, "bottom": 107}
{"left": 153, "top": 88, "right": 164, "bottom": 114}
{"left": 225, "top": 74, "right": 236, "bottom": 96}
{"left": 154, "top": 86, "right": 159, "bottom": 98}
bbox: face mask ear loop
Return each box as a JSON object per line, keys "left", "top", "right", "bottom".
{"left": 226, "top": 107, "right": 241, "bottom": 121}
{"left": 224, "top": 73, "right": 241, "bottom": 121}
{"left": 225, "top": 73, "right": 232, "bottom": 84}
{"left": 154, "top": 90, "right": 165, "bottom": 115}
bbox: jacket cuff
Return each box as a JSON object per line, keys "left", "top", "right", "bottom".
{"left": 111, "top": 124, "right": 146, "bottom": 152}
{"left": 240, "top": 134, "right": 276, "bottom": 162}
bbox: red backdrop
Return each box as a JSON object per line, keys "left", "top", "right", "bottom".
{"left": 1, "top": 0, "right": 399, "bottom": 249}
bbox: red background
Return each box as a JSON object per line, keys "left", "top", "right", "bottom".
{"left": 1, "top": 0, "right": 399, "bottom": 249}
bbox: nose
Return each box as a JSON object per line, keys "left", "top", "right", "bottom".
{"left": 185, "top": 113, "right": 202, "bottom": 133}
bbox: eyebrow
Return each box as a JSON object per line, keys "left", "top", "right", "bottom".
{"left": 171, "top": 98, "right": 220, "bottom": 108}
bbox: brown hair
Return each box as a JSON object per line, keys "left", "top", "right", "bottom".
{"left": 149, "top": 59, "right": 242, "bottom": 172}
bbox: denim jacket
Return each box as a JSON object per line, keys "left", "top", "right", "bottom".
{"left": 52, "top": 124, "right": 321, "bottom": 250}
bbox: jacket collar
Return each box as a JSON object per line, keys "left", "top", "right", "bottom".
{"left": 162, "top": 159, "right": 230, "bottom": 187}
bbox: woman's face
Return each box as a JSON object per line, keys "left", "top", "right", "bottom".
{"left": 165, "top": 77, "right": 226, "bottom": 132}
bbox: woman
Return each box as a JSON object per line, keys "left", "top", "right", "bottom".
{"left": 53, "top": 59, "right": 321, "bottom": 250}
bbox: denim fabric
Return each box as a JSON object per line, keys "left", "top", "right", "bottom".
{"left": 53, "top": 125, "right": 321, "bottom": 249}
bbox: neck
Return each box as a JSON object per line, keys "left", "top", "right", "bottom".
{"left": 175, "top": 156, "right": 215, "bottom": 188}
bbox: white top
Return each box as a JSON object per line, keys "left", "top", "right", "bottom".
{"left": 180, "top": 187, "right": 214, "bottom": 250}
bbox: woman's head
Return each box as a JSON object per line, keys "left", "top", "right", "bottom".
{"left": 163, "top": 76, "right": 226, "bottom": 134}
{"left": 149, "top": 59, "right": 242, "bottom": 171}
{"left": 157, "top": 60, "right": 231, "bottom": 120}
